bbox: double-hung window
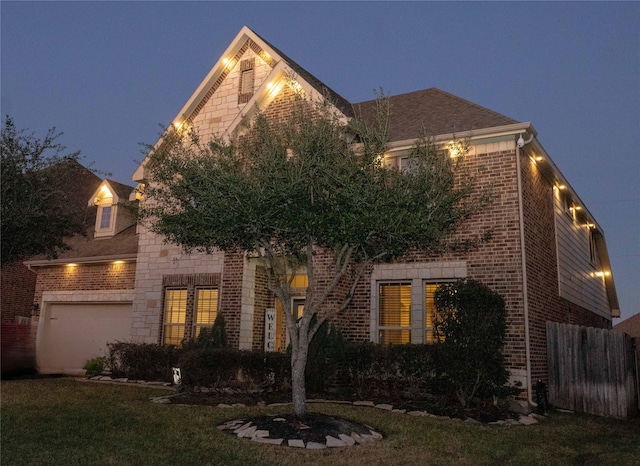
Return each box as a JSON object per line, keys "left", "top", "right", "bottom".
{"left": 193, "top": 288, "right": 219, "bottom": 338}
{"left": 376, "top": 280, "right": 449, "bottom": 344}
{"left": 162, "top": 289, "right": 187, "bottom": 346}
{"left": 378, "top": 282, "right": 412, "bottom": 344}
{"left": 425, "top": 282, "right": 446, "bottom": 343}
{"left": 162, "top": 286, "right": 219, "bottom": 345}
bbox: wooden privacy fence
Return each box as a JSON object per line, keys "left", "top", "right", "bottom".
{"left": 546, "top": 322, "right": 638, "bottom": 419}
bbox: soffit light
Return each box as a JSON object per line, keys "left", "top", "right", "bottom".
{"left": 448, "top": 141, "right": 462, "bottom": 158}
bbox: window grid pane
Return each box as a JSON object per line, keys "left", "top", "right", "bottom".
{"left": 194, "top": 288, "right": 218, "bottom": 334}
{"left": 379, "top": 329, "right": 411, "bottom": 345}
{"left": 163, "top": 289, "right": 187, "bottom": 346}
{"left": 378, "top": 282, "right": 411, "bottom": 344}
{"left": 163, "top": 325, "right": 185, "bottom": 346}
{"left": 100, "top": 206, "right": 112, "bottom": 229}
{"left": 425, "top": 283, "right": 438, "bottom": 344}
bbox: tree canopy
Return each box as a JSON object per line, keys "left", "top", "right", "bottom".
{"left": 1, "top": 116, "right": 94, "bottom": 265}
{"left": 140, "top": 93, "right": 489, "bottom": 416}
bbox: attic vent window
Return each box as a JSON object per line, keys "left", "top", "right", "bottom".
{"left": 238, "top": 58, "right": 255, "bottom": 104}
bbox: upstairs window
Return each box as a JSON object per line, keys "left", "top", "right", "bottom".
{"left": 92, "top": 182, "right": 117, "bottom": 238}
{"left": 99, "top": 206, "right": 112, "bottom": 229}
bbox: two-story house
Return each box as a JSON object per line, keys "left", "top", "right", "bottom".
{"left": 29, "top": 27, "right": 619, "bottom": 406}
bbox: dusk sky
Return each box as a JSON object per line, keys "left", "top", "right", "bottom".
{"left": 2, "top": 1, "right": 638, "bottom": 321}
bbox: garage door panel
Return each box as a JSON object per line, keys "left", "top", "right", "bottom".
{"left": 38, "top": 303, "right": 132, "bottom": 375}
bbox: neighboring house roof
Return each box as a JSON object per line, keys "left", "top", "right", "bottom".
{"left": 26, "top": 176, "right": 138, "bottom": 266}
{"left": 614, "top": 313, "right": 640, "bottom": 338}
{"left": 26, "top": 225, "right": 138, "bottom": 265}
{"left": 353, "top": 88, "right": 519, "bottom": 142}
{"left": 104, "top": 179, "right": 135, "bottom": 201}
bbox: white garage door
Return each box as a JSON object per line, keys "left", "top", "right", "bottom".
{"left": 38, "top": 302, "right": 132, "bottom": 375}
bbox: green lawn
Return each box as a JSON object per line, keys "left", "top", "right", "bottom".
{"left": 1, "top": 378, "right": 639, "bottom": 465}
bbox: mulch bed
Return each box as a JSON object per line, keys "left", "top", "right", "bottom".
{"left": 169, "top": 389, "right": 514, "bottom": 423}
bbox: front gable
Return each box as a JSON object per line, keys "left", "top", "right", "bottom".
{"left": 133, "top": 26, "right": 350, "bottom": 182}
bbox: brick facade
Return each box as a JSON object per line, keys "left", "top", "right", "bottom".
{"left": 33, "top": 262, "right": 136, "bottom": 307}
{"left": 1, "top": 262, "right": 37, "bottom": 322}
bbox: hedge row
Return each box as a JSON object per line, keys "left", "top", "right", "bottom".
{"left": 104, "top": 340, "right": 438, "bottom": 400}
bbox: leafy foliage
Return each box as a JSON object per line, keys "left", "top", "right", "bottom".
{"left": 107, "top": 342, "right": 179, "bottom": 382}
{"left": 343, "top": 342, "right": 437, "bottom": 399}
{"left": 191, "top": 314, "right": 229, "bottom": 350}
{"left": 304, "top": 318, "right": 346, "bottom": 393}
{"left": 83, "top": 356, "right": 107, "bottom": 377}
{"left": 433, "top": 279, "right": 509, "bottom": 406}
{"left": 177, "top": 348, "right": 290, "bottom": 391}
{"left": 1, "top": 116, "right": 94, "bottom": 265}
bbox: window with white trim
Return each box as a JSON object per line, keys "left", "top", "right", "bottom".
{"left": 99, "top": 205, "right": 112, "bottom": 229}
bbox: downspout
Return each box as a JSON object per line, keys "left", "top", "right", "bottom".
{"left": 515, "top": 132, "right": 537, "bottom": 408}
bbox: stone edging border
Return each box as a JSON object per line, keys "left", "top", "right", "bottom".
{"left": 80, "top": 377, "right": 545, "bottom": 429}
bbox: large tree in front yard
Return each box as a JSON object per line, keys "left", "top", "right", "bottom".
{"left": 140, "top": 93, "right": 488, "bottom": 417}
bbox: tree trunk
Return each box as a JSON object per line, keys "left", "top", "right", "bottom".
{"left": 290, "top": 338, "right": 309, "bottom": 417}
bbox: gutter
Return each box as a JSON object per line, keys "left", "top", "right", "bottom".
{"left": 386, "top": 122, "right": 536, "bottom": 151}
{"left": 24, "top": 253, "right": 137, "bottom": 268}
{"left": 515, "top": 131, "right": 537, "bottom": 408}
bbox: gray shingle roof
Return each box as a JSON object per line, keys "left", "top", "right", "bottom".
{"left": 353, "top": 88, "right": 519, "bottom": 142}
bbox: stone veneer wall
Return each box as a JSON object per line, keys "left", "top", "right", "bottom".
{"left": 188, "top": 40, "right": 274, "bottom": 141}
{"left": 130, "top": 225, "right": 224, "bottom": 343}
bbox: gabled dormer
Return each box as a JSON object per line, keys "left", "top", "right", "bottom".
{"left": 89, "top": 180, "right": 136, "bottom": 238}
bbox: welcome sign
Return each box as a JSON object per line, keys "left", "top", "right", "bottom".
{"left": 264, "top": 308, "right": 276, "bottom": 352}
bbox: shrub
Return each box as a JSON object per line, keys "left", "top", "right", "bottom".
{"left": 177, "top": 347, "right": 290, "bottom": 391}
{"left": 193, "top": 315, "right": 228, "bottom": 349}
{"left": 305, "top": 319, "right": 346, "bottom": 393}
{"left": 83, "top": 356, "right": 106, "bottom": 377}
{"left": 433, "top": 278, "right": 509, "bottom": 406}
{"left": 107, "top": 342, "right": 179, "bottom": 382}
{"left": 343, "top": 342, "right": 436, "bottom": 399}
